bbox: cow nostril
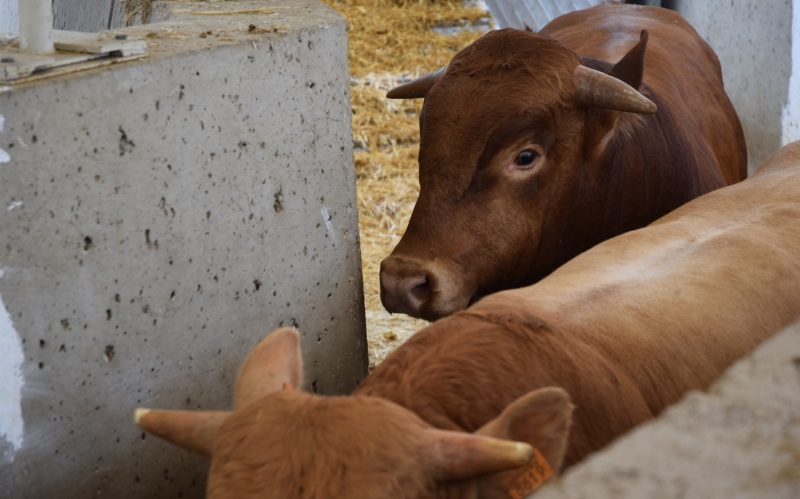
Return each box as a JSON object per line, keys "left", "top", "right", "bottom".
{"left": 409, "top": 277, "right": 431, "bottom": 303}
{"left": 379, "top": 258, "right": 439, "bottom": 317}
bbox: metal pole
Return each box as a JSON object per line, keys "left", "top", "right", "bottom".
{"left": 19, "top": 0, "right": 55, "bottom": 54}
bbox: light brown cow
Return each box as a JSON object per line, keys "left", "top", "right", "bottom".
{"left": 380, "top": 4, "right": 747, "bottom": 321}
{"left": 135, "top": 141, "right": 800, "bottom": 498}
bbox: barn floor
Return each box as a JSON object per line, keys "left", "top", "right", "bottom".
{"left": 319, "top": 0, "right": 493, "bottom": 369}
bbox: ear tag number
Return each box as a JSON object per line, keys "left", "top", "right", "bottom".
{"left": 503, "top": 447, "right": 553, "bottom": 499}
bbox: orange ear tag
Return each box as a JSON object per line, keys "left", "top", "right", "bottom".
{"left": 502, "top": 447, "right": 553, "bottom": 499}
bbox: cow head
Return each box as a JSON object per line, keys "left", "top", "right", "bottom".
{"left": 135, "top": 328, "right": 574, "bottom": 498}
{"left": 380, "top": 29, "right": 655, "bottom": 320}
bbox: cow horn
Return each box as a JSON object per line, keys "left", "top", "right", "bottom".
{"left": 424, "top": 428, "right": 533, "bottom": 481}
{"left": 135, "top": 408, "right": 230, "bottom": 457}
{"left": 573, "top": 65, "right": 656, "bottom": 114}
{"left": 387, "top": 66, "right": 448, "bottom": 99}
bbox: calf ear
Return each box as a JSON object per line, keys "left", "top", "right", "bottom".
{"left": 234, "top": 328, "right": 304, "bottom": 409}
{"left": 474, "top": 387, "right": 573, "bottom": 497}
{"left": 478, "top": 387, "right": 573, "bottom": 472}
{"left": 610, "top": 30, "right": 649, "bottom": 90}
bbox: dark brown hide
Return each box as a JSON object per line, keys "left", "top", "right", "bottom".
{"left": 380, "top": 4, "right": 747, "bottom": 320}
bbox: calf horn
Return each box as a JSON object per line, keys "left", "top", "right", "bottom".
{"left": 573, "top": 65, "right": 657, "bottom": 114}
{"left": 425, "top": 429, "right": 534, "bottom": 481}
{"left": 387, "top": 66, "right": 448, "bottom": 99}
{"left": 134, "top": 408, "right": 230, "bottom": 457}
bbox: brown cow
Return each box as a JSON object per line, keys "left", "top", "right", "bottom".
{"left": 380, "top": 4, "right": 747, "bottom": 321}
{"left": 134, "top": 141, "right": 800, "bottom": 498}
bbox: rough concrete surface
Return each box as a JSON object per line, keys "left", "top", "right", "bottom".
{"left": 534, "top": 319, "right": 800, "bottom": 499}
{"left": 0, "top": 1, "right": 366, "bottom": 497}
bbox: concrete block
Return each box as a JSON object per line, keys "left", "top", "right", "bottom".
{"left": 534, "top": 319, "right": 800, "bottom": 499}
{"left": 0, "top": 1, "right": 366, "bottom": 496}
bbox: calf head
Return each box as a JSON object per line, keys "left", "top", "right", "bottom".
{"left": 380, "top": 28, "right": 655, "bottom": 320}
{"left": 135, "top": 328, "right": 573, "bottom": 498}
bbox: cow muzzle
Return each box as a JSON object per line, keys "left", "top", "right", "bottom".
{"left": 380, "top": 255, "right": 473, "bottom": 321}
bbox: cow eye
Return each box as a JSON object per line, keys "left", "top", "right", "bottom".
{"left": 514, "top": 150, "right": 538, "bottom": 167}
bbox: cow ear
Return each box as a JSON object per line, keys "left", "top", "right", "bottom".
{"left": 610, "top": 30, "right": 649, "bottom": 90}
{"left": 473, "top": 387, "right": 573, "bottom": 497}
{"left": 234, "top": 328, "right": 304, "bottom": 409}
{"left": 477, "top": 387, "right": 573, "bottom": 470}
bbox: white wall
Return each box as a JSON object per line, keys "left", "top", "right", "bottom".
{"left": 0, "top": 289, "right": 24, "bottom": 464}
{"left": 483, "top": 0, "right": 603, "bottom": 30}
{"left": 0, "top": 0, "right": 19, "bottom": 33}
{"left": 667, "top": 0, "right": 793, "bottom": 174}
{"left": 782, "top": 0, "right": 800, "bottom": 145}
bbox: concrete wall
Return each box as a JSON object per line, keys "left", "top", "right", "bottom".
{"left": 0, "top": 1, "right": 367, "bottom": 497}
{"left": 535, "top": 317, "right": 800, "bottom": 498}
{"left": 673, "top": 0, "right": 793, "bottom": 175}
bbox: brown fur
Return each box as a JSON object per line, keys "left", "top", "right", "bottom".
{"left": 366, "top": 141, "right": 800, "bottom": 470}
{"left": 204, "top": 385, "right": 571, "bottom": 499}
{"left": 380, "top": 4, "right": 747, "bottom": 321}
{"left": 209, "top": 392, "right": 437, "bottom": 498}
